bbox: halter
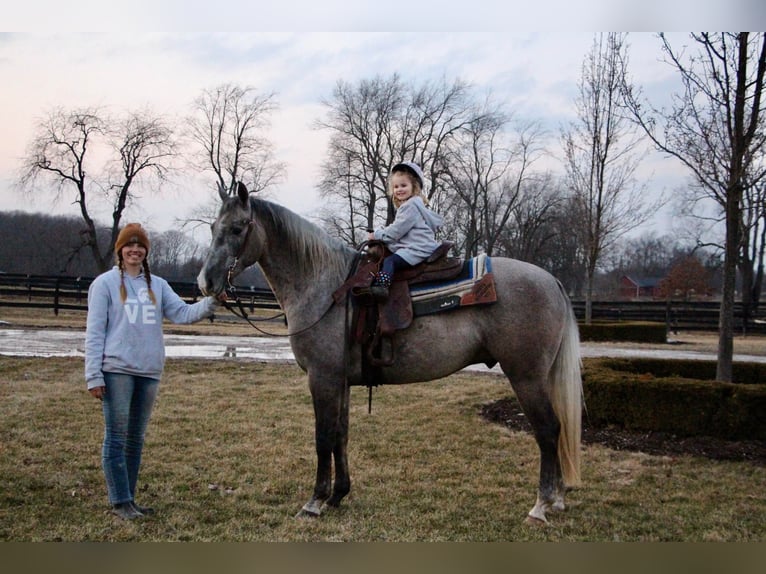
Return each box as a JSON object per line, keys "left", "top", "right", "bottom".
{"left": 219, "top": 208, "right": 362, "bottom": 338}
{"left": 226, "top": 218, "right": 255, "bottom": 292}
{"left": 221, "top": 210, "right": 286, "bottom": 336}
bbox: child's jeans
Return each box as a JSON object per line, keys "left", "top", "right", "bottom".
{"left": 381, "top": 253, "right": 412, "bottom": 278}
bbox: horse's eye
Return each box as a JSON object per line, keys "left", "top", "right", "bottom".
{"left": 231, "top": 226, "right": 243, "bottom": 235}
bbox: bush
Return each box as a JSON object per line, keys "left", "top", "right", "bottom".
{"left": 599, "top": 357, "right": 766, "bottom": 385}
{"left": 582, "top": 358, "right": 766, "bottom": 441}
{"left": 579, "top": 321, "right": 667, "bottom": 343}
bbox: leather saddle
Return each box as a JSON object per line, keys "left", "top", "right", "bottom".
{"left": 333, "top": 241, "right": 463, "bottom": 367}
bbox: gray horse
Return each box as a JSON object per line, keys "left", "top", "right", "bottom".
{"left": 198, "top": 182, "right": 583, "bottom": 524}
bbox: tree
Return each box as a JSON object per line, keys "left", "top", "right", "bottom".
{"left": 562, "top": 33, "right": 657, "bottom": 324}
{"left": 0, "top": 211, "right": 103, "bottom": 275}
{"left": 659, "top": 255, "right": 711, "bottom": 301}
{"left": 621, "top": 32, "right": 766, "bottom": 381}
{"left": 315, "top": 74, "right": 475, "bottom": 244}
{"left": 150, "top": 229, "right": 203, "bottom": 281}
{"left": 442, "top": 102, "right": 546, "bottom": 258}
{"left": 17, "top": 106, "right": 178, "bottom": 272}
{"left": 187, "top": 83, "right": 284, "bottom": 214}
{"left": 739, "top": 178, "right": 766, "bottom": 332}
{"left": 498, "top": 172, "right": 567, "bottom": 261}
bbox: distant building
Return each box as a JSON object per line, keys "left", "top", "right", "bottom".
{"left": 619, "top": 275, "right": 662, "bottom": 300}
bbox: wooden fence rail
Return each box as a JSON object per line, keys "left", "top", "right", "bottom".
{"left": 1, "top": 273, "right": 764, "bottom": 333}
{"left": 0, "top": 273, "right": 279, "bottom": 316}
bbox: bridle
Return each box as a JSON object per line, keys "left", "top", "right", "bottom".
{"left": 217, "top": 221, "right": 371, "bottom": 408}
{"left": 217, "top": 211, "right": 360, "bottom": 338}
{"left": 226, "top": 217, "right": 255, "bottom": 293}
{"left": 219, "top": 212, "right": 293, "bottom": 337}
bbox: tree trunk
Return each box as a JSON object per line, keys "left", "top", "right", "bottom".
{"left": 584, "top": 270, "right": 594, "bottom": 325}
{"left": 717, "top": 170, "right": 743, "bottom": 383}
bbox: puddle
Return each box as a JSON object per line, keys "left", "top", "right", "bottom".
{"left": 1, "top": 328, "right": 764, "bottom": 365}
{"left": 0, "top": 329, "right": 295, "bottom": 361}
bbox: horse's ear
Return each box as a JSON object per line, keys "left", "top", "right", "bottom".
{"left": 237, "top": 181, "right": 249, "bottom": 206}
{"left": 217, "top": 182, "right": 228, "bottom": 201}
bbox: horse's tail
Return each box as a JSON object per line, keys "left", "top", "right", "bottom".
{"left": 550, "top": 284, "right": 583, "bottom": 487}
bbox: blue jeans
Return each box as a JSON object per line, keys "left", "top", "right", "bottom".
{"left": 101, "top": 372, "right": 160, "bottom": 505}
{"left": 381, "top": 253, "right": 413, "bottom": 278}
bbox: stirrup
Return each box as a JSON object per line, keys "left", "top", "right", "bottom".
{"left": 368, "top": 331, "right": 394, "bottom": 367}
{"left": 369, "top": 284, "right": 389, "bottom": 300}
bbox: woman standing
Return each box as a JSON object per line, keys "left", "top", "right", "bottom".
{"left": 85, "top": 223, "right": 218, "bottom": 520}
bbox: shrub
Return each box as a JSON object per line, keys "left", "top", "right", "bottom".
{"left": 599, "top": 357, "right": 766, "bottom": 385}
{"left": 582, "top": 358, "right": 766, "bottom": 441}
{"left": 578, "top": 321, "right": 667, "bottom": 343}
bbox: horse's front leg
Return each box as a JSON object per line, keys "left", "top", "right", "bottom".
{"left": 327, "top": 381, "right": 350, "bottom": 507}
{"left": 296, "top": 374, "right": 348, "bottom": 517}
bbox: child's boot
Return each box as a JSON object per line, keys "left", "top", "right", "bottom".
{"left": 370, "top": 271, "right": 392, "bottom": 301}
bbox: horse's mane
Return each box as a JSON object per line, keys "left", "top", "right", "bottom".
{"left": 251, "top": 198, "right": 353, "bottom": 281}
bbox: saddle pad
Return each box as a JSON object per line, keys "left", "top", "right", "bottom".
{"left": 410, "top": 254, "right": 497, "bottom": 316}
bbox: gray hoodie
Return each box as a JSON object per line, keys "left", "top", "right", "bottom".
{"left": 373, "top": 196, "right": 444, "bottom": 265}
{"left": 84, "top": 267, "right": 216, "bottom": 389}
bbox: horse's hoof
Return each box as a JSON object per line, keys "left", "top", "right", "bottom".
{"left": 527, "top": 499, "right": 551, "bottom": 525}
{"left": 295, "top": 500, "right": 323, "bottom": 518}
{"left": 295, "top": 508, "right": 320, "bottom": 519}
{"left": 524, "top": 514, "right": 549, "bottom": 527}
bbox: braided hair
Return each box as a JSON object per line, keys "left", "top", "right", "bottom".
{"left": 116, "top": 252, "right": 157, "bottom": 305}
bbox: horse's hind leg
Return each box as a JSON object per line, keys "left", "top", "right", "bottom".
{"left": 510, "top": 378, "right": 565, "bottom": 524}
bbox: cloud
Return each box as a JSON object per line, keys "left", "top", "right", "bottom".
{"left": 0, "top": 30, "right": 754, "bottom": 233}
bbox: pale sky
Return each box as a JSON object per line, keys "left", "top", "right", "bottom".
{"left": 2, "top": 1, "right": 764, "bottom": 241}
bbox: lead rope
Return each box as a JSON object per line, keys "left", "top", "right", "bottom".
{"left": 222, "top": 242, "right": 373, "bottom": 411}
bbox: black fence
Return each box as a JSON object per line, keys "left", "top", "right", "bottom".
{"left": 569, "top": 299, "right": 766, "bottom": 334}
{"left": 1, "top": 273, "right": 764, "bottom": 333}
{"left": 0, "top": 273, "right": 279, "bottom": 315}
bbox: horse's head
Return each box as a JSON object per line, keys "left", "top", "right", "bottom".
{"left": 197, "top": 182, "right": 261, "bottom": 297}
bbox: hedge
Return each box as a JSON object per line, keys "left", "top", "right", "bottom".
{"left": 598, "top": 357, "right": 766, "bottom": 385}
{"left": 578, "top": 321, "right": 667, "bottom": 343}
{"left": 582, "top": 358, "right": 766, "bottom": 441}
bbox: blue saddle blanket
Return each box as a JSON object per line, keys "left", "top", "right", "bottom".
{"left": 409, "top": 254, "right": 496, "bottom": 316}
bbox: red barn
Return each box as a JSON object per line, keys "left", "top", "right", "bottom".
{"left": 619, "top": 275, "right": 662, "bottom": 300}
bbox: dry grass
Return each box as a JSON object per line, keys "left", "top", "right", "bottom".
{"left": 1, "top": 356, "right": 764, "bottom": 541}
{"left": 585, "top": 331, "right": 766, "bottom": 357}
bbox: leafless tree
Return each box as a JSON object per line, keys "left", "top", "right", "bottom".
{"left": 562, "top": 33, "right": 656, "bottom": 324}
{"left": 17, "top": 106, "right": 178, "bottom": 272}
{"left": 443, "top": 106, "right": 546, "bottom": 258}
{"left": 186, "top": 83, "right": 285, "bottom": 221}
{"left": 739, "top": 177, "right": 766, "bottom": 331}
{"left": 621, "top": 32, "right": 766, "bottom": 381}
{"left": 499, "top": 171, "right": 567, "bottom": 262}
{"left": 151, "top": 229, "right": 199, "bottom": 267}
{"left": 315, "top": 74, "right": 474, "bottom": 244}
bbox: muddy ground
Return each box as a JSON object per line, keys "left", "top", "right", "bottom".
{"left": 481, "top": 398, "right": 766, "bottom": 466}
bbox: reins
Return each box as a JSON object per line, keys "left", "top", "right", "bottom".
{"left": 220, "top": 291, "right": 336, "bottom": 338}
{"left": 220, "top": 222, "right": 364, "bottom": 338}
{"left": 217, "top": 220, "right": 375, "bottom": 410}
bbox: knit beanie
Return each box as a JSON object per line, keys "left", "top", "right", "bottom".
{"left": 114, "top": 223, "right": 151, "bottom": 254}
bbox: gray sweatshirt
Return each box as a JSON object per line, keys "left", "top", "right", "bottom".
{"left": 373, "top": 196, "right": 444, "bottom": 265}
{"left": 85, "top": 267, "right": 216, "bottom": 389}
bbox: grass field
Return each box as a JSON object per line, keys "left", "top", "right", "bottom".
{"left": 1, "top": 355, "right": 764, "bottom": 541}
